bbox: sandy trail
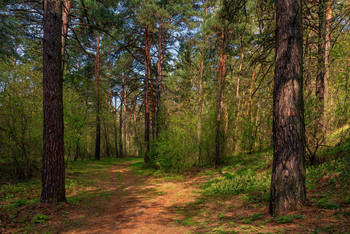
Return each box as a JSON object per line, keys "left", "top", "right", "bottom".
{"left": 67, "top": 163, "right": 204, "bottom": 234}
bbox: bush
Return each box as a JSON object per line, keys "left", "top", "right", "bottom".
{"left": 203, "top": 170, "right": 270, "bottom": 195}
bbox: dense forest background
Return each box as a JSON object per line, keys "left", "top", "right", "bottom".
{"left": 0, "top": 0, "right": 350, "bottom": 229}
{"left": 1, "top": 0, "right": 349, "bottom": 175}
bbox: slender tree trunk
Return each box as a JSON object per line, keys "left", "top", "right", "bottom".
{"left": 119, "top": 77, "right": 125, "bottom": 158}
{"left": 13, "top": 43, "right": 17, "bottom": 81}
{"left": 197, "top": 5, "right": 207, "bottom": 164}
{"left": 234, "top": 50, "right": 244, "bottom": 152}
{"left": 197, "top": 52, "right": 204, "bottom": 164}
{"left": 61, "top": 0, "right": 71, "bottom": 71}
{"left": 270, "top": 0, "right": 306, "bottom": 216}
{"left": 123, "top": 79, "right": 127, "bottom": 156}
{"left": 215, "top": 26, "right": 227, "bottom": 167}
{"left": 324, "top": 0, "right": 332, "bottom": 131}
{"left": 94, "top": 34, "right": 101, "bottom": 161}
{"left": 316, "top": 0, "right": 326, "bottom": 133}
{"left": 114, "top": 95, "right": 119, "bottom": 158}
{"left": 156, "top": 21, "right": 165, "bottom": 138}
{"left": 247, "top": 70, "right": 256, "bottom": 152}
{"left": 41, "top": 0, "right": 66, "bottom": 203}
{"left": 150, "top": 68, "right": 156, "bottom": 140}
{"left": 144, "top": 25, "right": 151, "bottom": 163}
{"left": 133, "top": 98, "right": 139, "bottom": 156}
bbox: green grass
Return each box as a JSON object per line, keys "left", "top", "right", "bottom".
{"left": 202, "top": 151, "right": 272, "bottom": 198}
{"left": 32, "top": 214, "right": 49, "bottom": 224}
{"left": 128, "top": 160, "right": 186, "bottom": 181}
{"left": 0, "top": 157, "right": 139, "bottom": 231}
{"left": 274, "top": 214, "right": 306, "bottom": 224}
{"left": 242, "top": 213, "right": 263, "bottom": 224}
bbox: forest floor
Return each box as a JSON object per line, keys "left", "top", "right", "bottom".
{"left": 1, "top": 154, "right": 350, "bottom": 233}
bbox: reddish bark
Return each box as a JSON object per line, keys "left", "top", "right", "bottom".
{"left": 41, "top": 0, "right": 66, "bottom": 203}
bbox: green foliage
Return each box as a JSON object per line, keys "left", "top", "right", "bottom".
{"left": 203, "top": 171, "right": 270, "bottom": 195}
{"left": 314, "top": 198, "right": 339, "bottom": 210}
{"left": 313, "top": 224, "right": 337, "bottom": 233}
{"left": 31, "top": 214, "right": 49, "bottom": 224}
{"left": 0, "top": 61, "right": 42, "bottom": 181}
{"left": 149, "top": 113, "right": 199, "bottom": 171}
{"left": 13, "top": 199, "right": 27, "bottom": 208}
{"left": 274, "top": 214, "right": 305, "bottom": 224}
{"left": 242, "top": 213, "right": 263, "bottom": 224}
{"left": 203, "top": 152, "right": 271, "bottom": 196}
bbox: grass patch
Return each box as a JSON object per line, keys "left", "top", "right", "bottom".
{"left": 31, "top": 214, "right": 49, "bottom": 224}
{"left": 0, "top": 157, "right": 137, "bottom": 232}
{"left": 242, "top": 213, "right": 263, "bottom": 224}
{"left": 174, "top": 216, "right": 196, "bottom": 226}
{"left": 274, "top": 214, "right": 305, "bottom": 224}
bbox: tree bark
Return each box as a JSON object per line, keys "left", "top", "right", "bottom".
{"left": 114, "top": 95, "right": 120, "bottom": 158}
{"left": 61, "top": 0, "right": 71, "bottom": 71}
{"left": 123, "top": 77, "right": 127, "bottom": 156}
{"left": 323, "top": 0, "right": 332, "bottom": 131}
{"left": 94, "top": 34, "right": 101, "bottom": 161}
{"left": 197, "top": 5, "right": 207, "bottom": 164}
{"left": 133, "top": 98, "right": 139, "bottom": 156}
{"left": 144, "top": 25, "right": 151, "bottom": 163}
{"left": 41, "top": 0, "right": 66, "bottom": 203}
{"left": 156, "top": 21, "right": 165, "bottom": 138}
{"left": 119, "top": 76, "right": 125, "bottom": 158}
{"left": 215, "top": 26, "right": 227, "bottom": 167}
{"left": 270, "top": 0, "right": 306, "bottom": 216}
{"left": 234, "top": 50, "right": 244, "bottom": 152}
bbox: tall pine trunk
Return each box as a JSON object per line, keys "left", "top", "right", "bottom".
{"left": 156, "top": 23, "right": 165, "bottom": 138}
{"left": 123, "top": 79, "right": 127, "bottom": 156}
{"left": 324, "top": 0, "right": 332, "bottom": 131}
{"left": 270, "top": 0, "right": 306, "bottom": 216}
{"left": 233, "top": 50, "right": 244, "bottom": 152}
{"left": 133, "top": 98, "right": 139, "bottom": 156}
{"left": 215, "top": 26, "right": 227, "bottom": 167}
{"left": 61, "top": 0, "right": 71, "bottom": 71}
{"left": 197, "top": 5, "right": 207, "bottom": 165}
{"left": 144, "top": 25, "right": 151, "bottom": 163}
{"left": 114, "top": 95, "right": 120, "bottom": 158}
{"left": 41, "top": 0, "right": 66, "bottom": 203}
{"left": 119, "top": 76, "right": 125, "bottom": 158}
{"left": 94, "top": 34, "right": 101, "bottom": 160}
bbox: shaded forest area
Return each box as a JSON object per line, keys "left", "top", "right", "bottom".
{"left": 0, "top": 0, "right": 350, "bottom": 232}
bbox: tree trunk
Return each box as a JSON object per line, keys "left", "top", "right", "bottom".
{"left": 114, "top": 95, "right": 120, "bottom": 158}
{"left": 119, "top": 77, "right": 125, "bottom": 158}
{"left": 324, "top": 0, "right": 332, "bottom": 131}
{"left": 94, "top": 34, "right": 101, "bottom": 161}
{"left": 197, "top": 52, "right": 204, "bottom": 164}
{"left": 156, "top": 21, "right": 165, "bottom": 138}
{"left": 144, "top": 25, "right": 151, "bottom": 164}
{"left": 123, "top": 78, "right": 127, "bottom": 156}
{"left": 61, "top": 0, "right": 71, "bottom": 71}
{"left": 234, "top": 50, "right": 244, "bottom": 152}
{"left": 133, "top": 98, "right": 139, "bottom": 156}
{"left": 247, "top": 70, "right": 256, "bottom": 152}
{"left": 215, "top": 26, "right": 227, "bottom": 167}
{"left": 197, "top": 5, "right": 207, "bottom": 164}
{"left": 316, "top": 0, "right": 326, "bottom": 133}
{"left": 270, "top": 0, "right": 306, "bottom": 216}
{"left": 41, "top": 0, "right": 66, "bottom": 203}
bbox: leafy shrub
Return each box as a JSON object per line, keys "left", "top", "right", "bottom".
{"left": 314, "top": 198, "right": 339, "bottom": 210}
{"left": 275, "top": 214, "right": 305, "bottom": 223}
{"left": 31, "top": 214, "right": 49, "bottom": 224}
{"left": 203, "top": 170, "right": 270, "bottom": 195}
{"left": 13, "top": 199, "right": 27, "bottom": 208}
{"left": 150, "top": 114, "right": 199, "bottom": 171}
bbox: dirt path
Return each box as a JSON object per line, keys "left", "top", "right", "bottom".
{"left": 67, "top": 163, "right": 205, "bottom": 233}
